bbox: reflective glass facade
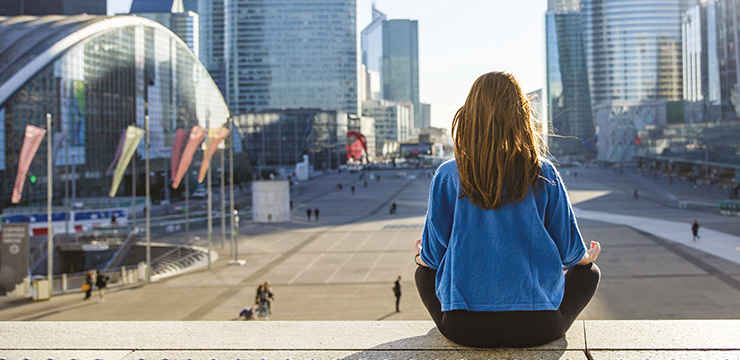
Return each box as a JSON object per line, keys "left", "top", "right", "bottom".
{"left": 361, "top": 6, "right": 385, "bottom": 101}
{"left": 682, "top": 1, "right": 721, "bottom": 123}
{"left": 546, "top": 1, "right": 595, "bottom": 156}
{"left": 226, "top": 0, "right": 358, "bottom": 115}
{"left": 198, "top": 0, "right": 227, "bottom": 96}
{"left": 382, "top": 20, "right": 420, "bottom": 129}
{"left": 361, "top": 100, "right": 410, "bottom": 156}
{"left": 233, "top": 110, "right": 348, "bottom": 171}
{"left": 581, "top": 0, "right": 690, "bottom": 103}
{"left": 717, "top": 0, "right": 740, "bottom": 120}
{"left": 0, "top": 16, "right": 229, "bottom": 208}
{"left": 0, "top": 0, "right": 106, "bottom": 16}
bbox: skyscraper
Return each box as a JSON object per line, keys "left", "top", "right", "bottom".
{"left": 717, "top": 0, "right": 740, "bottom": 120}
{"left": 682, "top": 0, "right": 721, "bottom": 123}
{"left": 545, "top": 0, "right": 594, "bottom": 156}
{"left": 0, "top": 0, "right": 106, "bottom": 15}
{"left": 361, "top": 6, "right": 421, "bottom": 129}
{"left": 581, "top": 0, "right": 690, "bottom": 103}
{"left": 129, "top": 0, "right": 199, "bottom": 56}
{"left": 225, "top": 0, "right": 357, "bottom": 115}
{"left": 199, "top": 0, "right": 227, "bottom": 97}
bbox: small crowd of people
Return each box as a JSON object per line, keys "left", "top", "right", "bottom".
{"left": 240, "top": 280, "right": 274, "bottom": 320}
{"left": 306, "top": 208, "right": 320, "bottom": 221}
{"left": 83, "top": 269, "right": 110, "bottom": 302}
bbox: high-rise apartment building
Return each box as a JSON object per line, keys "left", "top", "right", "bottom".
{"left": 717, "top": 0, "right": 740, "bottom": 120}
{"left": 225, "top": 0, "right": 357, "bottom": 115}
{"left": 545, "top": 0, "right": 594, "bottom": 156}
{"left": 682, "top": 0, "right": 721, "bottom": 123}
{"left": 0, "top": 0, "right": 105, "bottom": 15}
{"left": 198, "top": 0, "right": 227, "bottom": 97}
{"left": 361, "top": 6, "right": 422, "bottom": 129}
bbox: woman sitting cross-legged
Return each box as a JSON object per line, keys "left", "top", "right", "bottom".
{"left": 414, "top": 71, "right": 601, "bottom": 348}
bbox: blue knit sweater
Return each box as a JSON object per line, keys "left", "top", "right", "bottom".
{"left": 419, "top": 159, "right": 587, "bottom": 312}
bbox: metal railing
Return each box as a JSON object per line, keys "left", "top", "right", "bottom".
{"left": 49, "top": 263, "right": 148, "bottom": 295}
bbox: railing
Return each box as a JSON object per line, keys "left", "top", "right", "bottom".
{"left": 152, "top": 250, "right": 205, "bottom": 275}
{"left": 49, "top": 263, "right": 148, "bottom": 295}
{"left": 29, "top": 237, "right": 48, "bottom": 271}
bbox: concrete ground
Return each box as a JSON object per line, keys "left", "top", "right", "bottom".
{"left": 2, "top": 165, "right": 740, "bottom": 321}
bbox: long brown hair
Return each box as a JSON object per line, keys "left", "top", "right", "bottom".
{"left": 452, "top": 72, "right": 543, "bottom": 210}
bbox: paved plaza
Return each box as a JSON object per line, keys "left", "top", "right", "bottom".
{"left": 1, "top": 165, "right": 740, "bottom": 321}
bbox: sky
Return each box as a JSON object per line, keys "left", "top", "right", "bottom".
{"left": 108, "top": 0, "right": 548, "bottom": 131}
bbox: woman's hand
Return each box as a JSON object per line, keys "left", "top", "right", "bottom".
{"left": 414, "top": 238, "right": 428, "bottom": 267}
{"left": 577, "top": 241, "right": 601, "bottom": 266}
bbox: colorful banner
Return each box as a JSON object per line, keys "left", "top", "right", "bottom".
{"left": 171, "top": 125, "right": 207, "bottom": 189}
{"left": 171, "top": 129, "right": 188, "bottom": 178}
{"left": 106, "top": 129, "right": 127, "bottom": 176}
{"left": 11, "top": 125, "right": 47, "bottom": 204}
{"left": 109, "top": 126, "right": 145, "bottom": 197}
{"left": 198, "top": 126, "right": 230, "bottom": 183}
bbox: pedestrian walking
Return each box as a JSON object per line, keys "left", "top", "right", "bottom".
{"left": 364, "top": 180, "right": 368, "bottom": 188}
{"left": 692, "top": 220, "right": 700, "bottom": 241}
{"left": 83, "top": 270, "right": 94, "bottom": 301}
{"left": 306, "top": 208, "right": 312, "bottom": 221}
{"left": 633, "top": 189, "right": 639, "bottom": 200}
{"left": 351, "top": 186, "right": 355, "bottom": 194}
{"left": 314, "top": 208, "right": 320, "bottom": 221}
{"left": 389, "top": 202, "right": 397, "bottom": 214}
{"left": 255, "top": 282, "right": 274, "bottom": 319}
{"left": 95, "top": 270, "right": 110, "bottom": 302}
{"left": 393, "top": 275, "right": 402, "bottom": 312}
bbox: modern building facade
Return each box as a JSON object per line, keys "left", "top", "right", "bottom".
{"left": 130, "top": 0, "right": 199, "bottom": 56}
{"left": 545, "top": 0, "right": 594, "bottom": 156}
{"left": 198, "top": 0, "right": 227, "bottom": 97}
{"left": 421, "top": 103, "right": 431, "bottom": 129}
{"left": 717, "top": 0, "right": 740, "bottom": 121}
{"left": 347, "top": 114, "right": 376, "bottom": 161}
{"left": 682, "top": 0, "right": 721, "bottom": 123}
{"left": 225, "top": 0, "right": 358, "bottom": 115}
{"left": 233, "top": 110, "right": 348, "bottom": 171}
{"left": 362, "top": 100, "right": 410, "bottom": 157}
{"left": 580, "top": 0, "right": 690, "bottom": 161}
{"left": 0, "top": 15, "right": 229, "bottom": 208}
{"left": 361, "top": 6, "right": 421, "bottom": 129}
{"left": 0, "top": 0, "right": 106, "bottom": 16}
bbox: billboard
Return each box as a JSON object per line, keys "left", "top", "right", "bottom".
{"left": 0, "top": 224, "right": 29, "bottom": 294}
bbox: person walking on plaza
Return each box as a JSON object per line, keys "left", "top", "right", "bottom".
{"left": 351, "top": 186, "right": 355, "bottom": 194}
{"left": 95, "top": 270, "right": 110, "bottom": 302}
{"left": 633, "top": 189, "right": 639, "bottom": 200}
{"left": 364, "top": 180, "right": 368, "bottom": 188}
{"left": 389, "top": 202, "right": 397, "bottom": 214}
{"left": 83, "top": 270, "right": 94, "bottom": 301}
{"left": 692, "top": 220, "right": 700, "bottom": 241}
{"left": 314, "top": 208, "right": 320, "bottom": 221}
{"left": 414, "top": 72, "right": 601, "bottom": 348}
{"left": 306, "top": 208, "right": 312, "bottom": 222}
{"left": 393, "top": 275, "right": 402, "bottom": 312}
{"left": 263, "top": 281, "right": 274, "bottom": 314}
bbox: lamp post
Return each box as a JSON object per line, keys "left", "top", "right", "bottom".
{"left": 207, "top": 120, "right": 212, "bottom": 271}
{"left": 228, "top": 117, "right": 244, "bottom": 266}
{"left": 220, "top": 144, "right": 226, "bottom": 250}
{"left": 145, "top": 114, "right": 151, "bottom": 283}
{"left": 46, "top": 113, "right": 53, "bottom": 298}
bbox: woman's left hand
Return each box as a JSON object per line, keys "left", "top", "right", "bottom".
{"left": 414, "top": 238, "right": 422, "bottom": 256}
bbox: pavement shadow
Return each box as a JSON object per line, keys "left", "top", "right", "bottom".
{"left": 339, "top": 327, "right": 569, "bottom": 359}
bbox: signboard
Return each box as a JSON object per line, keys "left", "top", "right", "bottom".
{"left": 1, "top": 223, "right": 29, "bottom": 294}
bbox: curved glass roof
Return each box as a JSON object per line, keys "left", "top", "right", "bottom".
{"left": 0, "top": 15, "right": 199, "bottom": 106}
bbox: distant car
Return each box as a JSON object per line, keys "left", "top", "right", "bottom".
{"left": 192, "top": 187, "right": 207, "bottom": 199}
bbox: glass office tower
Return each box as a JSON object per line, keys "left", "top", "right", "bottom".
{"left": 717, "top": 0, "right": 740, "bottom": 120}
{"left": 682, "top": 0, "right": 721, "bottom": 123}
{"left": 545, "top": 0, "right": 594, "bottom": 156}
{"left": 198, "top": 0, "right": 228, "bottom": 97}
{"left": 361, "top": 6, "right": 386, "bottom": 101}
{"left": 226, "top": 0, "right": 358, "bottom": 115}
{"left": 581, "top": 0, "right": 690, "bottom": 103}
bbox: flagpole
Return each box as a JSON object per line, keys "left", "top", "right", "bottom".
{"left": 207, "top": 120, "right": 212, "bottom": 271}
{"left": 185, "top": 161, "right": 190, "bottom": 243}
{"left": 145, "top": 115, "right": 151, "bottom": 283}
{"left": 220, "top": 145, "right": 226, "bottom": 250}
{"left": 46, "top": 114, "right": 53, "bottom": 298}
{"left": 228, "top": 117, "right": 244, "bottom": 266}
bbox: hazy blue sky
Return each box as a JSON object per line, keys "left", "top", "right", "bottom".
{"left": 108, "top": 0, "right": 547, "bottom": 130}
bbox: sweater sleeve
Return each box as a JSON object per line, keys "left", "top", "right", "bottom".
{"left": 542, "top": 162, "right": 587, "bottom": 267}
{"left": 420, "top": 168, "right": 455, "bottom": 270}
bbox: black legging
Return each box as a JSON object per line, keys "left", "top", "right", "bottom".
{"left": 415, "top": 263, "right": 600, "bottom": 348}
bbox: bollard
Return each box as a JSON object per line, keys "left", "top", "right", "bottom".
{"left": 61, "top": 273, "right": 68, "bottom": 293}
{"left": 121, "top": 266, "right": 127, "bottom": 285}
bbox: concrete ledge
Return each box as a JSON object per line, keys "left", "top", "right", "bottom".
{"left": 0, "top": 320, "right": 739, "bottom": 359}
